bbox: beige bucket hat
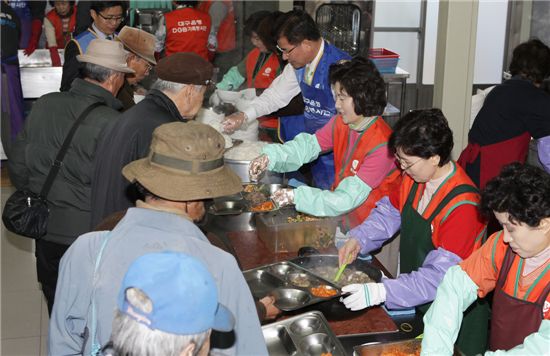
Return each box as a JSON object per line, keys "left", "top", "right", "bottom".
{"left": 77, "top": 39, "right": 135, "bottom": 73}
{"left": 117, "top": 26, "right": 157, "bottom": 65}
{"left": 122, "top": 121, "right": 242, "bottom": 201}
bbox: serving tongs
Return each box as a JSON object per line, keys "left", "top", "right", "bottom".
{"left": 334, "top": 253, "right": 353, "bottom": 282}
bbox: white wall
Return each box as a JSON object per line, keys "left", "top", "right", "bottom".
{"left": 373, "top": 0, "right": 422, "bottom": 83}
{"left": 421, "top": 0, "right": 508, "bottom": 84}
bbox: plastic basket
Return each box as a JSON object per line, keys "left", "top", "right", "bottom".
{"left": 368, "top": 48, "right": 400, "bottom": 74}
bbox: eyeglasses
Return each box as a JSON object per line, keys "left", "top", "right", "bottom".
{"left": 139, "top": 57, "right": 152, "bottom": 72}
{"left": 276, "top": 44, "right": 298, "bottom": 55}
{"left": 97, "top": 12, "right": 124, "bottom": 23}
{"left": 396, "top": 157, "right": 422, "bottom": 171}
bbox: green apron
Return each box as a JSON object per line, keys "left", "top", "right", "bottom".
{"left": 400, "top": 182, "right": 489, "bottom": 356}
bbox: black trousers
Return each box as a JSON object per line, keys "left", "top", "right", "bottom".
{"left": 35, "top": 239, "right": 69, "bottom": 315}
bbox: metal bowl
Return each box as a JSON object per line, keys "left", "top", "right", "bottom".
{"left": 207, "top": 199, "right": 255, "bottom": 232}
{"left": 262, "top": 325, "right": 298, "bottom": 356}
{"left": 211, "top": 200, "right": 244, "bottom": 215}
{"left": 287, "top": 272, "right": 313, "bottom": 288}
{"left": 272, "top": 288, "right": 311, "bottom": 311}
{"left": 289, "top": 316, "right": 322, "bottom": 336}
{"left": 244, "top": 270, "right": 285, "bottom": 299}
{"left": 299, "top": 333, "right": 337, "bottom": 356}
{"left": 269, "top": 263, "right": 296, "bottom": 277}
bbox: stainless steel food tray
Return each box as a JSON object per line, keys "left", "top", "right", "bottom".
{"left": 209, "top": 183, "right": 284, "bottom": 215}
{"left": 290, "top": 254, "right": 382, "bottom": 288}
{"left": 263, "top": 311, "right": 347, "bottom": 356}
{"left": 353, "top": 338, "right": 463, "bottom": 356}
{"left": 244, "top": 261, "right": 341, "bottom": 312}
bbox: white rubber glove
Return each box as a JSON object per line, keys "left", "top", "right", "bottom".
{"left": 222, "top": 112, "right": 247, "bottom": 134}
{"left": 271, "top": 188, "right": 295, "bottom": 207}
{"left": 209, "top": 90, "right": 221, "bottom": 107}
{"left": 248, "top": 154, "right": 269, "bottom": 181}
{"left": 207, "top": 32, "right": 217, "bottom": 52}
{"left": 341, "top": 283, "right": 386, "bottom": 311}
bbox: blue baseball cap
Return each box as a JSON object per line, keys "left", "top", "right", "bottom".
{"left": 117, "top": 251, "right": 234, "bottom": 334}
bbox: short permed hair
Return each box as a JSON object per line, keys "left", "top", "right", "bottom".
{"left": 276, "top": 10, "right": 320, "bottom": 45}
{"left": 509, "top": 39, "right": 550, "bottom": 84}
{"left": 329, "top": 57, "right": 386, "bottom": 117}
{"left": 389, "top": 108, "right": 453, "bottom": 166}
{"left": 481, "top": 163, "right": 550, "bottom": 227}
{"left": 256, "top": 11, "right": 284, "bottom": 54}
{"left": 244, "top": 11, "right": 271, "bottom": 37}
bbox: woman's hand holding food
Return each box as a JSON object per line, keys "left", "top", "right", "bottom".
{"left": 341, "top": 283, "right": 386, "bottom": 311}
{"left": 248, "top": 154, "right": 269, "bottom": 181}
{"left": 271, "top": 188, "right": 295, "bottom": 207}
{"left": 338, "top": 238, "right": 361, "bottom": 266}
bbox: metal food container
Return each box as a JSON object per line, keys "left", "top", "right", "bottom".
{"left": 289, "top": 254, "right": 383, "bottom": 320}
{"left": 256, "top": 208, "right": 338, "bottom": 253}
{"left": 290, "top": 254, "right": 382, "bottom": 288}
{"left": 263, "top": 311, "right": 347, "bottom": 356}
{"left": 244, "top": 261, "right": 341, "bottom": 311}
{"left": 353, "top": 338, "right": 463, "bottom": 356}
{"left": 206, "top": 184, "right": 286, "bottom": 232}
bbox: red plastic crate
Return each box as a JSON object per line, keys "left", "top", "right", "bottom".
{"left": 368, "top": 48, "right": 400, "bottom": 74}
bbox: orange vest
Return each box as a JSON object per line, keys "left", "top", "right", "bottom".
{"left": 245, "top": 48, "right": 281, "bottom": 89}
{"left": 332, "top": 116, "right": 402, "bottom": 230}
{"left": 165, "top": 7, "right": 211, "bottom": 59}
{"left": 398, "top": 162, "right": 485, "bottom": 249}
{"left": 198, "top": 0, "right": 235, "bottom": 52}
{"left": 488, "top": 232, "right": 550, "bottom": 306}
{"left": 45, "top": 6, "right": 77, "bottom": 48}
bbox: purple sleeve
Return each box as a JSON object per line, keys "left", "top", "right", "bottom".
{"left": 347, "top": 196, "right": 401, "bottom": 254}
{"left": 382, "top": 247, "right": 462, "bottom": 309}
{"left": 537, "top": 135, "right": 550, "bottom": 173}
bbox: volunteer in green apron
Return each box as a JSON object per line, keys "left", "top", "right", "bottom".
{"left": 338, "top": 109, "right": 490, "bottom": 355}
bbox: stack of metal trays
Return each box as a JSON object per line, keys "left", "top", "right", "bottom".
{"left": 244, "top": 261, "right": 341, "bottom": 311}
{"left": 262, "top": 311, "right": 347, "bottom": 356}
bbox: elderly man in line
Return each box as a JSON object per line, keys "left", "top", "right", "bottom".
{"left": 90, "top": 52, "right": 212, "bottom": 228}
{"left": 8, "top": 39, "right": 133, "bottom": 314}
{"left": 49, "top": 121, "right": 268, "bottom": 356}
{"left": 102, "top": 251, "right": 234, "bottom": 356}
{"left": 116, "top": 26, "right": 157, "bottom": 110}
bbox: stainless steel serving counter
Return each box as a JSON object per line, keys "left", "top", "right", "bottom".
{"left": 18, "top": 49, "right": 63, "bottom": 98}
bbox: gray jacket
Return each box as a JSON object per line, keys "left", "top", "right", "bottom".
{"left": 8, "top": 78, "right": 123, "bottom": 245}
{"left": 48, "top": 208, "right": 268, "bottom": 356}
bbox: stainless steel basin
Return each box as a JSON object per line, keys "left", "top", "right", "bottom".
{"left": 272, "top": 288, "right": 311, "bottom": 311}
{"left": 289, "top": 316, "right": 322, "bottom": 336}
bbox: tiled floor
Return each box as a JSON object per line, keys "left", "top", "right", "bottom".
{"left": 1, "top": 184, "right": 49, "bottom": 355}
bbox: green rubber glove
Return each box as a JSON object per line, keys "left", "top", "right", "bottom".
{"left": 421, "top": 265, "right": 478, "bottom": 356}
{"left": 262, "top": 133, "right": 321, "bottom": 173}
{"left": 294, "top": 175, "right": 372, "bottom": 216}
{"left": 216, "top": 66, "right": 245, "bottom": 91}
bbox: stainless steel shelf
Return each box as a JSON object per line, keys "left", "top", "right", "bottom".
{"left": 382, "top": 67, "right": 409, "bottom": 120}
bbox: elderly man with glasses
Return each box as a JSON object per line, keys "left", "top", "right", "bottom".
{"left": 60, "top": 1, "right": 127, "bottom": 91}
{"left": 115, "top": 26, "right": 157, "bottom": 110}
